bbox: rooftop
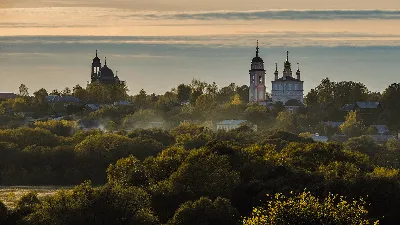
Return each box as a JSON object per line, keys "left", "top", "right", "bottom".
{"left": 217, "top": 120, "right": 248, "bottom": 126}
{"left": 355, "top": 102, "right": 381, "bottom": 109}
{"left": 46, "top": 95, "right": 81, "bottom": 103}
{"left": 0, "top": 93, "right": 17, "bottom": 99}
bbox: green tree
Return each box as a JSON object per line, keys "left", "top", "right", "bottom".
{"left": 72, "top": 84, "right": 88, "bottom": 101}
{"left": 381, "top": 83, "right": 400, "bottom": 132}
{"left": 50, "top": 89, "right": 61, "bottom": 96}
{"left": 19, "top": 83, "right": 29, "bottom": 97}
{"left": 231, "top": 94, "right": 242, "bottom": 105}
{"left": 33, "top": 120, "right": 77, "bottom": 137}
{"left": 23, "top": 181, "right": 159, "bottom": 225}
{"left": 166, "top": 149, "right": 240, "bottom": 199}
{"left": 365, "top": 126, "right": 379, "bottom": 135}
{"left": 177, "top": 84, "right": 191, "bottom": 103}
{"left": 276, "top": 111, "right": 298, "bottom": 133}
{"left": 14, "top": 191, "right": 41, "bottom": 218}
{"left": 156, "top": 91, "right": 179, "bottom": 112}
{"left": 195, "top": 94, "right": 216, "bottom": 116}
{"left": 62, "top": 87, "right": 72, "bottom": 96}
{"left": 243, "top": 104, "right": 271, "bottom": 125}
{"left": 206, "top": 82, "right": 219, "bottom": 97}
{"left": 107, "top": 155, "right": 148, "bottom": 187}
{"left": 236, "top": 85, "right": 249, "bottom": 104}
{"left": 33, "top": 88, "right": 48, "bottom": 105}
{"left": 345, "top": 135, "right": 380, "bottom": 156}
{"left": 386, "top": 138, "right": 400, "bottom": 151}
{"left": 169, "top": 197, "right": 239, "bottom": 225}
{"left": 340, "top": 111, "right": 365, "bottom": 137}
{"left": 134, "top": 89, "right": 150, "bottom": 108}
{"left": 216, "top": 83, "right": 237, "bottom": 103}
{"left": 243, "top": 191, "right": 378, "bottom": 225}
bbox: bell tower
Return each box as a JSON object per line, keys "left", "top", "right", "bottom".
{"left": 91, "top": 50, "right": 101, "bottom": 82}
{"left": 249, "top": 41, "right": 266, "bottom": 103}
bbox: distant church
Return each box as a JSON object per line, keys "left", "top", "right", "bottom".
{"left": 90, "top": 50, "right": 123, "bottom": 85}
{"left": 248, "top": 42, "right": 304, "bottom": 106}
{"left": 271, "top": 51, "right": 304, "bottom": 105}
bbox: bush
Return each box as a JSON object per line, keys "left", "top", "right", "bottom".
{"left": 169, "top": 197, "right": 239, "bottom": 225}
{"left": 243, "top": 191, "right": 378, "bottom": 225}
{"left": 0, "top": 127, "right": 59, "bottom": 148}
{"left": 33, "top": 119, "right": 78, "bottom": 136}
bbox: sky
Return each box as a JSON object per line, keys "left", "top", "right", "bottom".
{"left": 0, "top": 0, "right": 400, "bottom": 95}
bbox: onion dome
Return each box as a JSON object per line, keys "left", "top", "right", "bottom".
{"left": 99, "top": 57, "right": 115, "bottom": 77}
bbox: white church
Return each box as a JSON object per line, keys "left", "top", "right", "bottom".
{"left": 248, "top": 41, "right": 304, "bottom": 108}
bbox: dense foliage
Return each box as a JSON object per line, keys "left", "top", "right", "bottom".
{"left": 2, "top": 79, "right": 400, "bottom": 224}
{"left": 0, "top": 124, "right": 400, "bottom": 224}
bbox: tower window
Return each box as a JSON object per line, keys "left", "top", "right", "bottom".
{"left": 252, "top": 75, "right": 255, "bottom": 84}
{"left": 259, "top": 76, "right": 262, "bottom": 83}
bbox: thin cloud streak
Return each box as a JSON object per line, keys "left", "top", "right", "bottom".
{"left": 126, "top": 10, "right": 400, "bottom": 20}
{"left": 2, "top": 33, "right": 400, "bottom": 47}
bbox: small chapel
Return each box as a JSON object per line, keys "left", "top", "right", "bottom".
{"left": 90, "top": 50, "right": 123, "bottom": 85}
{"left": 248, "top": 42, "right": 304, "bottom": 106}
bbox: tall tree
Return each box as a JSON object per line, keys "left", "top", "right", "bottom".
{"left": 177, "top": 84, "right": 191, "bottom": 103}
{"left": 33, "top": 88, "right": 48, "bottom": 105}
{"left": 18, "top": 84, "right": 29, "bottom": 97}
{"left": 62, "top": 87, "right": 72, "bottom": 96}
{"left": 339, "top": 111, "right": 365, "bottom": 137}
{"left": 381, "top": 83, "right": 400, "bottom": 132}
{"left": 236, "top": 85, "right": 249, "bottom": 103}
{"left": 72, "top": 84, "right": 88, "bottom": 101}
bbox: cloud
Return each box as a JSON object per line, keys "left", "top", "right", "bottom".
{"left": 2, "top": 33, "right": 400, "bottom": 48}
{"left": 124, "top": 10, "right": 400, "bottom": 21}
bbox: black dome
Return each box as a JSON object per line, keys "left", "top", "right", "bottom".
{"left": 252, "top": 56, "right": 264, "bottom": 63}
{"left": 100, "top": 65, "right": 114, "bottom": 77}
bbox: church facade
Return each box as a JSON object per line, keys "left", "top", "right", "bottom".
{"left": 91, "top": 50, "right": 123, "bottom": 85}
{"left": 271, "top": 51, "right": 304, "bottom": 105}
{"left": 248, "top": 42, "right": 304, "bottom": 106}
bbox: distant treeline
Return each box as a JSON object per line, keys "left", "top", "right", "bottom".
{"left": 3, "top": 78, "right": 400, "bottom": 134}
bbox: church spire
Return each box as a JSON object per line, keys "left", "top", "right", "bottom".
{"left": 256, "top": 40, "right": 259, "bottom": 57}
{"left": 296, "top": 62, "right": 301, "bottom": 80}
{"left": 104, "top": 57, "right": 107, "bottom": 66}
{"left": 286, "top": 51, "right": 289, "bottom": 62}
{"left": 274, "top": 63, "right": 279, "bottom": 80}
{"left": 96, "top": 50, "right": 98, "bottom": 57}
